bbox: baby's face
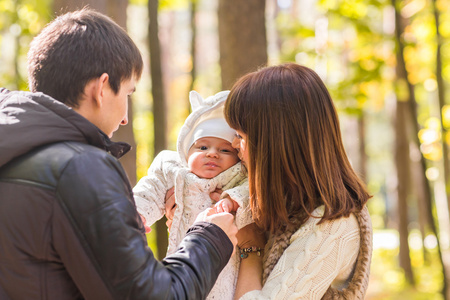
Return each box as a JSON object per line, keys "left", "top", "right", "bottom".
{"left": 187, "top": 137, "right": 240, "bottom": 179}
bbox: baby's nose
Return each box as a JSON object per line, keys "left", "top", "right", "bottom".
{"left": 206, "top": 149, "right": 219, "bottom": 157}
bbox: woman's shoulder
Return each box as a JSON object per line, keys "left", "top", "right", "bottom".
{"left": 291, "top": 206, "right": 360, "bottom": 241}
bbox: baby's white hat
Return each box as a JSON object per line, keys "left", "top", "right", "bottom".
{"left": 188, "top": 118, "right": 235, "bottom": 149}
{"left": 177, "top": 90, "right": 235, "bottom": 166}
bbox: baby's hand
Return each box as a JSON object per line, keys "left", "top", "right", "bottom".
{"left": 140, "top": 214, "right": 152, "bottom": 233}
{"left": 214, "top": 197, "right": 239, "bottom": 213}
{"left": 210, "top": 188, "right": 223, "bottom": 204}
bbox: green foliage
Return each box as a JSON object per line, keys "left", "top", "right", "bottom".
{"left": 0, "top": 0, "right": 52, "bottom": 90}
{"left": 369, "top": 230, "right": 444, "bottom": 299}
{"left": 160, "top": 0, "right": 188, "bottom": 10}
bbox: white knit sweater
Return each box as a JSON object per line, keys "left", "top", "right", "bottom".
{"left": 240, "top": 206, "right": 362, "bottom": 300}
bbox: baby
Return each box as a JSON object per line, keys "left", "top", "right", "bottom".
{"left": 133, "top": 90, "right": 252, "bottom": 300}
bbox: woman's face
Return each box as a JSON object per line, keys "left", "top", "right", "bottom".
{"left": 232, "top": 130, "right": 249, "bottom": 166}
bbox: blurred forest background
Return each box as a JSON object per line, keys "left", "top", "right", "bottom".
{"left": 1, "top": 0, "right": 450, "bottom": 298}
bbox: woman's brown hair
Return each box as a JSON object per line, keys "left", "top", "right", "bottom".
{"left": 225, "top": 63, "right": 370, "bottom": 234}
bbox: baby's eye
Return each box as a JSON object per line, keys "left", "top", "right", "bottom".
{"left": 221, "top": 149, "right": 231, "bottom": 153}
{"left": 200, "top": 146, "right": 208, "bottom": 150}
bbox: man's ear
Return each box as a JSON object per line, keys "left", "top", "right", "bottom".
{"left": 93, "top": 73, "right": 110, "bottom": 108}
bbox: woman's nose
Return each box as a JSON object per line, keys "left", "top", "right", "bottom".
{"left": 231, "top": 137, "right": 240, "bottom": 150}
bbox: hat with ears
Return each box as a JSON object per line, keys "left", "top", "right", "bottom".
{"left": 177, "top": 90, "right": 235, "bottom": 166}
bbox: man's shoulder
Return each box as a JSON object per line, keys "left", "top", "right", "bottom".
{"left": 0, "top": 141, "right": 115, "bottom": 188}
{"left": 36, "top": 141, "right": 109, "bottom": 163}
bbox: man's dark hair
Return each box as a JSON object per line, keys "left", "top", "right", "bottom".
{"left": 27, "top": 8, "right": 143, "bottom": 107}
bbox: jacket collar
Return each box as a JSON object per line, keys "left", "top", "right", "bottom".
{"left": 0, "top": 89, "right": 131, "bottom": 168}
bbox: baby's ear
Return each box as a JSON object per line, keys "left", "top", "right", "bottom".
{"left": 189, "top": 90, "right": 203, "bottom": 111}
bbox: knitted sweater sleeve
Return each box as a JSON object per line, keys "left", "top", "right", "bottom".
{"left": 240, "top": 209, "right": 360, "bottom": 300}
{"left": 222, "top": 179, "right": 252, "bottom": 229}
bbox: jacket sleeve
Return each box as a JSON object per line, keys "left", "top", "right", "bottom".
{"left": 53, "top": 148, "right": 233, "bottom": 300}
{"left": 133, "top": 150, "right": 179, "bottom": 226}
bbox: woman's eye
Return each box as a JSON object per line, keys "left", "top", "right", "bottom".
{"left": 235, "top": 133, "right": 242, "bottom": 139}
{"left": 200, "top": 146, "right": 208, "bottom": 150}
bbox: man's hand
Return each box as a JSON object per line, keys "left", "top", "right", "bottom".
{"left": 195, "top": 208, "right": 238, "bottom": 248}
{"left": 164, "top": 187, "right": 176, "bottom": 231}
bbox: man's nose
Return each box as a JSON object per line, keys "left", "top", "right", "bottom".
{"left": 121, "top": 116, "right": 128, "bottom": 125}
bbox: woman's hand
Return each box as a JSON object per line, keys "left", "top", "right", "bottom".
{"left": 164, "top": 187, "right": 176, "bottom": 231}
{"left": 237, "top": 223, "right": 266, "bottom": 249}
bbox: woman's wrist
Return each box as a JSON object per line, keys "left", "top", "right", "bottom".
{"left": 238, "top": 246, "right": 263, "bottom": 259}
{"left": 234, "top": 247, "right": 263, "bottom": 299}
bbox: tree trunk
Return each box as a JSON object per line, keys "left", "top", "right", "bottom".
{"left": 395, "top": 100, "right": 414, "bottom": 285}
{"left": 432, "top": 0, "right": 450, "bottom": 298}
{"left": 432, "top": 0, "right": 450, "bottom": 226}
{"left": 218, "top": 0, "right": 268, "bottom": 89}
{"left": 107, "top": 0, "right": 137, "bottom": 186}
{"left": 148, "top": 0, "right": 168, "bottom": 260}
{"left": 358, "top": 113, "right": 367, "bottom": 182}
{"left": 392, "top": 0, "right": 448, "bottom": 296}
{"left": 187, "top": 0, "right": 197, "bottom": 115}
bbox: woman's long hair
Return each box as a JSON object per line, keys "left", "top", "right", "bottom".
{"left": 225, "top": 63, "right": 370, "bottom": 234}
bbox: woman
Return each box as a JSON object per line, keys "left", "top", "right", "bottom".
{"left": 225, "top": 63, "right": 372, "bottom": 299}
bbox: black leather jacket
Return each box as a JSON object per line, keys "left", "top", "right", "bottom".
{"left": 0, "top": 89, "right": 233, "bottom": 299}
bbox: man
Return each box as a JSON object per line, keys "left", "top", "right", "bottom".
{"left": 0, "top": 8, "right": 237, "bottom": 299}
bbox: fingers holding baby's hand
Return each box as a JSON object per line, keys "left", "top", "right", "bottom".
{"left": 195, "top": 208, "right": 238, "bottom": 248}
{"left": 214, "top": 199, "right": 230, "bottom": 213}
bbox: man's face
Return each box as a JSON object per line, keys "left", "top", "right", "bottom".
{"left": 101, "top": 76, "right": 136, "bottom": 137}
{"left": 187, "top": 137, "right": 240, "bottom": 179}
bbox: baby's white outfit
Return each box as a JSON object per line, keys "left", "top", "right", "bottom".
{"left": 133, "top": 91, "right": 252, "bottom": 300}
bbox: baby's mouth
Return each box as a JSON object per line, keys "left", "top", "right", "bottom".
{"left": 205, "top": 162, "right": 219, "bottom": 168}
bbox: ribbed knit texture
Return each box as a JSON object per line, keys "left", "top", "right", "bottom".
{"left": 321, "top": 206, "right": 372, "bottom": 299}
{"left": 241, "top": 206, "right": 372, "bottom": 300}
